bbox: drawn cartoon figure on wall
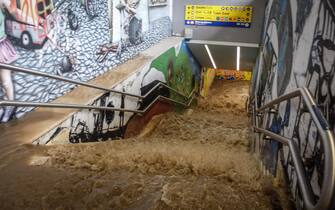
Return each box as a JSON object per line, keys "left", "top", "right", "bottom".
{"left": 5, "top": 0, "right": 53, "bottom": 49}
{"left": 0, "top": 0, "right": 33, "bottom": 122}
{"left": 116, "top": 0, "right": 142, "bottom": 45}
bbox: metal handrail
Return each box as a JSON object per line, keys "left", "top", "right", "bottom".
{"left": 142, "top": 87, "right": 196, "bottom": 113}
{"left": 0, "top": 100, "right": 142, "bottom": 114}
{"left": 0, "top": 88, "right": 195, "bottom": 115}
{"left": 254, "top": 87, "right": 335, "bottom": 210}
{"left": 0, "top": 64, "right": 189, "bottom": 100}
{"left": 0, "top": 63, "right": 142, "bottom": 99}
{"left": 140, "top": 81, "right": 189, "bottom": 100}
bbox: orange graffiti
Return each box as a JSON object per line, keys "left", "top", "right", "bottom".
{"left": 214, "top": 69, "right": 251, "bottom": 80}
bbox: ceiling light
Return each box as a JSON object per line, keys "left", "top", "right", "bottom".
{"left": 205, "top": 44, "right": 217, "bottom": 69}
{"left": 237, "top": 46, "right": 240, "bottom": 71}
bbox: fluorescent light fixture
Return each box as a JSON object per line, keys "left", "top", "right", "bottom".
{"left": 237, "top": 46, "right": 240, "bottom": 71}
{"left": 205, "top": 44, "right": 217, "bottom": 69}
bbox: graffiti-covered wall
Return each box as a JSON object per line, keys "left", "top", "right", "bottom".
{"left": 0, "top": 0, "right": 172, "bottom": 123}
{"left": 251, "top": 0, "right": 335, "bottom": 208}
{"left": 35, "top": 40, "right": 200, "bottom": 144}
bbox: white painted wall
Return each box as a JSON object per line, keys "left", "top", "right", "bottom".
{"left": 138, "top": 0, "right": 150, "bottom": 32}
{"left": 112, "top": 0, "right": 122, "bottom": 42}
{"left": 148, "top": 0, "right": 171, "bottom": 23}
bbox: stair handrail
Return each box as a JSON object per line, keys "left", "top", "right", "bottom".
{"left": 254, "top": 87, "right": 335, "bottom": 210}
{"left": 0, "top": 64, "right": 189, "bottom": 100}
{"left": 0, "top": 63, "right": 141, "bottom": 99}
{"left": 0, "top": 84, "right": 196, "bottom": 116}
{"left": 0, "top": 89, "right": 195, "bottom": 115}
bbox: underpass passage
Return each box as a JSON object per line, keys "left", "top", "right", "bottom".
{"left": 0, "top": 80, "right": 290, "bottom": 210}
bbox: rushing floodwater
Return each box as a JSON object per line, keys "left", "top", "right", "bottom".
{"left": 0, "top": 80, "right": 291, "bottom": 210}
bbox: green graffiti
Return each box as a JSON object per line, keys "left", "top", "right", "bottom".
{"left": 150, "top": 46, "right": 195, "bottom": 98}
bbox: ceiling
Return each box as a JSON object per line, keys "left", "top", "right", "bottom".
{"left": 187, "top": 40, "right": 259, "bottom": 71}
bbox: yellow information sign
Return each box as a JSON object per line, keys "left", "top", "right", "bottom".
{"left": 185, "top": 5, "right": 253, "bottom": 28}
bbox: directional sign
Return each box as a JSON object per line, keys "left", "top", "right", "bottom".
{"left": 185, "top": 5, "right": 253, "bottom": 28}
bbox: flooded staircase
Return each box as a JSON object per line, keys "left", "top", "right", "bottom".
{"left": 0, "top": 80, "right": 291, "bottom": 210}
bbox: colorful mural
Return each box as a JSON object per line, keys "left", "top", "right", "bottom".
{"left": 35, "top": 40, "right": 200, "bottom": 144}
{"left": 215, "top": 69, "right": 252, "bottom": 81}
{"left": 0, "top": 0, "right": 172, "bottom": 123}
{"left": 251, "top": 0, "right": 335, "bottom": 208}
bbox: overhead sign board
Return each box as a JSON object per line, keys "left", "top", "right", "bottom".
{"left": 185, "top": 5, "right": 253, "bottom": 28}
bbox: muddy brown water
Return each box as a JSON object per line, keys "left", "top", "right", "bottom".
{"left": 0, "top": 80, "right": 291, "bottom": 210}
